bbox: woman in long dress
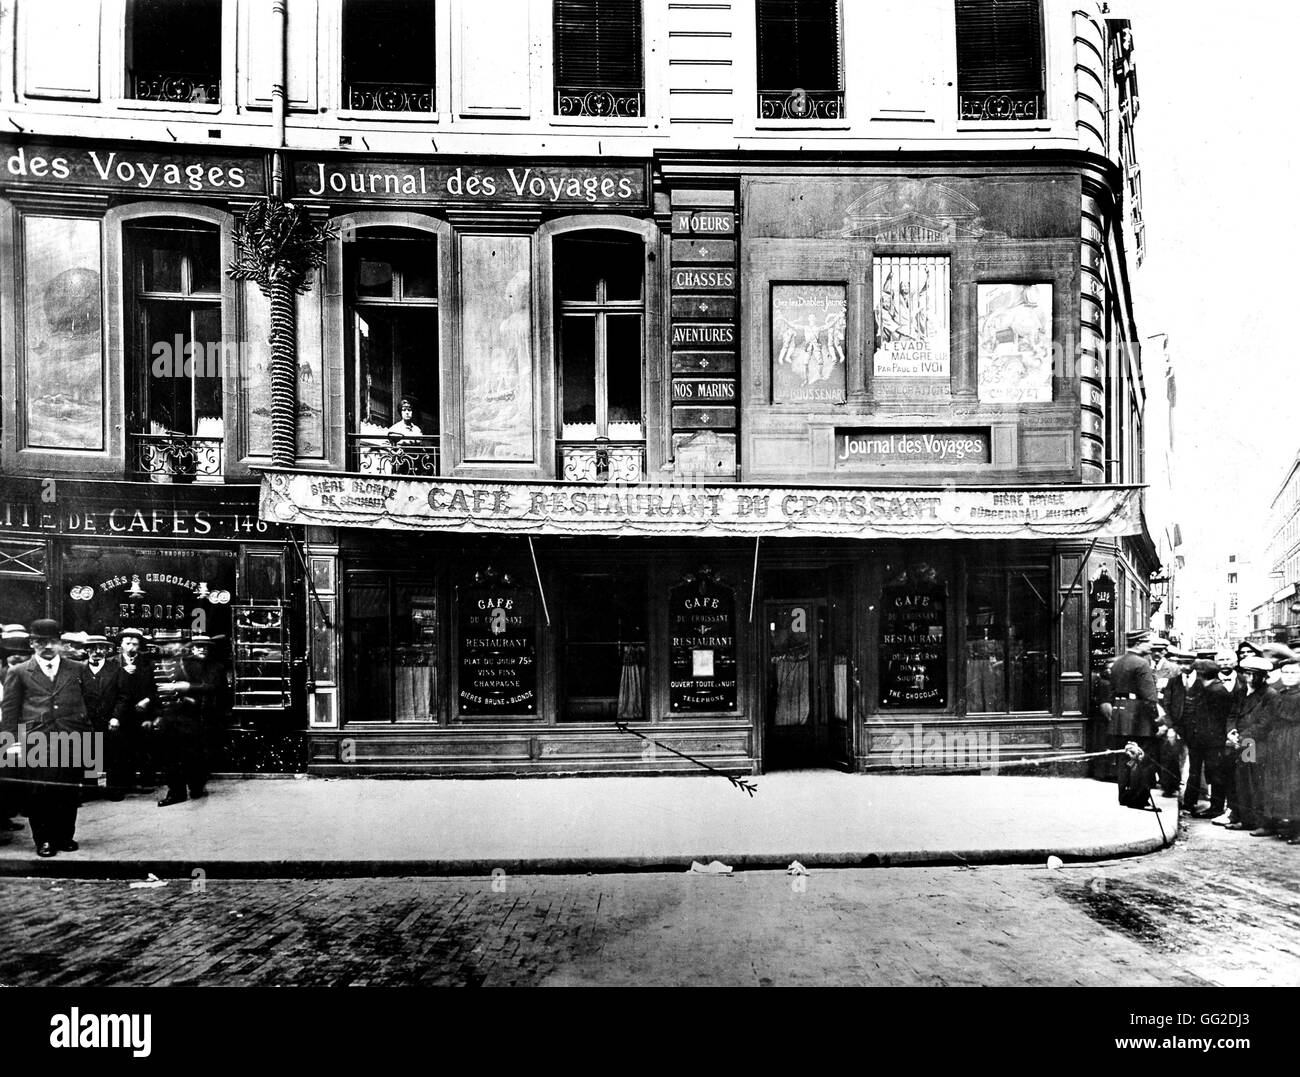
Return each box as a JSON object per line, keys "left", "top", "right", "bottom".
{"left": 1265, "top": 655, "right": 1300, "bottom": 844}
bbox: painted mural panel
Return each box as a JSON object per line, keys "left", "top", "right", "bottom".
{"left": 872, "top": 256, "right": 949, "bottom": 379}
{"left": 977, "top": 283, "right": 1053, "bottom": 403}
{"left": 461, "top": 236, "right": 533, "bottom": 461}
{"left": 771, "top": 284, "right": 846, "bottom": 404}
{"left": 22, "top": 216, "right": 104, "bottom": 450}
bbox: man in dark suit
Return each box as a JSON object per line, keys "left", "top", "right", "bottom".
{"left": 108, "top": 627, "right": 156, "bottom": 791}
{"left": 1183, "top": 659, "right": 1233, "bottom": 816}
{"left": 149, "top": 630, "right": 214, "bottom": 806}
{"left": 0, "top": 619, "right": 96, "bottom": 857}
{"left": 83, "top": 634, "right": 130, "bottom": 800}
{"left": 1109, "top": 630, "right": 1159, "bottom": 790}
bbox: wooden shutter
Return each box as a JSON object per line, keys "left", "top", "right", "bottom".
{"left": 955, "top": 0, "right": 1043, "bottom": 94}
{"left": 554, "top": 0, "right": 643, "bottom": 90}
{"left": 22, "top": 0, "right": 101, "bottom": 100}
{"left": 756, "top": 0, "right": 842, "bottom": 93}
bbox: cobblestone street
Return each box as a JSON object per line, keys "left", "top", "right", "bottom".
{"left": 2, "top": 818, "right": 1297, "bottom": 987}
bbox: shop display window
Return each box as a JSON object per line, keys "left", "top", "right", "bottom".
{"left": 966, "top": 562, "right": 1052, "bottom": 713}
{"left": 345, "top": 574, "right": 440, "bottom": 723}
{"left": 559, "top": 569, "right": 648, "bottom": 722}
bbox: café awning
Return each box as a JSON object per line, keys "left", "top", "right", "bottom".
{"left": 260, "top": 469, "right": 1143, "bottom": 542}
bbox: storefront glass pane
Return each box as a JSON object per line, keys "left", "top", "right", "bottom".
{"left": 22, "top": 216, "right": 104, "bottom": 450}
{"left": 1007, "top": 568, "right": 1051, "bottom": 711}
{"left": 395, "top": 585, "right": 439, "bottom": 721}
{"left": 346, "top": 582, "right": 392, "bottom": 722}
{"left": 966, "top": 570, "right": 1005, "bottom": 712}
{"left": 561, "top": 570, "right": 647, "bottom": 722}
{"left": 606, "top": 314, "right": 643, "bottom": 428}
{"left": 560, "top": 315, "right": 597, "bottom": 432}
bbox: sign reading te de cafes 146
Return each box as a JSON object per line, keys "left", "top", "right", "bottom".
{"left": 262, "top": 472, "right": 1142, "bottom": 542}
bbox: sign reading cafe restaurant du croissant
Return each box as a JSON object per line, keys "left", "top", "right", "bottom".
{"left": 262, "top": 472, "right": 1143, "bottom": 542}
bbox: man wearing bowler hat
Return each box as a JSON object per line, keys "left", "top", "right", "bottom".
{"left": 0, "top": 619, "right": 96, "bottom": 857}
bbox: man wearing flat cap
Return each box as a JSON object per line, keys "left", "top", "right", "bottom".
{"left": 1109, "top": 632, "right": 1160, "bottom": 790}
{"left": 1183, "top": 658, "right": 1234, "bottom": 817}
{"left": 0, "top": 624, "right": 32, "bottom": 838}
{"left": 0, "top": 619, "right": 96, "bottom": 857}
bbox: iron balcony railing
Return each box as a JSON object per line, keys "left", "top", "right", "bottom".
{"left": 758, "top": 89, "right": 844, "bottom": 120}
{"left": 555, "top": 85, "right": 644, "bottom": 118}
{"left": 132, "top": 433, "right": 224, "bottom": 483}
{"left": 959, "top": 89, "right": 1044, "bottom": 122}
{"left": 557, "top": 441, "right": 645, "bottom": 483}
{"left": 131, "top": 71, "right": 221, "bottom": 105}
{"left": 349, "top": 433, "right": 441, "bottom": 476}
{"left": 346, "top": 81, "right": 435, "bottom": 113}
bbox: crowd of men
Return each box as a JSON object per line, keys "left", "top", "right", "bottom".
{"left": 0, "top": 619, "right": 231, "bottom": 858}
{"left": 1106, "top": 629, "right": 1300, "bottom": 841}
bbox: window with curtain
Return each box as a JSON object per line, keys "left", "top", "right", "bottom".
{"left": 554, "top": 0, "right": 644, "bottom": 117}
{"left": 345, "top": 573, "right": 440, "bottom": 723}
{"left": 966, "top": 562, "right": 1052, "bottom": 713}
{"left": 555, "top": 231, "right": 645, "bottom": 482}
{"left": 756, "top": 0, "right": 843, "bottom": 120}
{"left": 345, "top": 230, "right": 440, "bottom": 474}
{"left": 127, "top": 0, "right": 222, "bottom": 103}
{"left": 342, "top": 0, "right": 436, "bottom": 112}
{"left": 560, "top": 570, "right": 648, "bottom": 722}
{"left": 955, "top": 0, "right": 1044, "bottom": 121}
{"left": 126, "top": 222, "right": 224, "bottom": 480}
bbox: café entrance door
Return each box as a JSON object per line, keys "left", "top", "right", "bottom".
{"left": 763, "top": 599, "right": 853, "bottom": 770}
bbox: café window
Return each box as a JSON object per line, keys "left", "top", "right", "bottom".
{"left": 559, "top": 569, "right": 648, "bottom": 722}
{"left": 342, "top": 0, "right": 436, "bottom": 113}
{"left": 126, "top": 0, "right": 222, "bottom": 104}
{"left": 125, "top": 222, "right": 224, "bottom": 482}
{"left": 555, "top": 231, "right": 644, "bottom": 482}
{"left": 756, "top": 0, "right": 844, "bottom": 120}
{"left": 554, "top": 0, "right": 644, "bottom": 118}
{"left": 345, "top": 230, "right": 440, "bottom": 475}
{"left": 966, "top": 561, "right": 1052, "bottom": 713}
{"left": 955, "top": 0, "right": 1044, "bottom": 121}
{"left": 345, "top": 573, "right": 440, "bottom": 723}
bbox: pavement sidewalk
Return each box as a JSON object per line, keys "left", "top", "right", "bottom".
{"left": 0, "top": 771, "right": 1179, "bottom": 878}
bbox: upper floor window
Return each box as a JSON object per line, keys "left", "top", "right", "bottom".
{"left": 345, "top": 230, "right": 440, "bottom": 475}
{"left": 1228, "top": 573, "right": 1238, "bottom": 585}
{"left": 955, "top": 0, "right": 1043, "bottom": 121}
{"left": 555, "top": 232, "right": 644, "bottom": 482}
{"left": 554, "top": 0, "right": 644, "bottom": 118}
{"left": 343, "top": 0, "right": 436, "bottom": 113}
{"left": 127, "top": 0, "right": 222, "bottom": 104}
{"left": 756, "top": 0, "right": 843, "bottom": 120}
{"left": 126, "top": 222, "right": 224, "bottom": 481}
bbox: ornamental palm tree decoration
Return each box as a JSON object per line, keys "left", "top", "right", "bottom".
{"left": 228, "top": 199, "right": 335, "bottom": 467}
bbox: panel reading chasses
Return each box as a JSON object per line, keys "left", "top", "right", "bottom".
{"left": 879, "top": 570, "right": 947, "bottom": 708}
{"left": 670, "top": 574, "right": 737, "bottom": 711}
{"left": 459, "top": 580, "right": 536, "bottom": 715}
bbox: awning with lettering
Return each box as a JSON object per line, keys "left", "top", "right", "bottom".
{"left": 260, "top": 470, "right": 1143, "bottom": 541}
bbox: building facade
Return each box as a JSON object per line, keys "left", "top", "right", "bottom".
{"left": 0, "top": 0, "right": 1155, "bottom": 775}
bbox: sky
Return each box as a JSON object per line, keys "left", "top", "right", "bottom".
{"left": 1125, "top": 2, "right": 1300, "bottom": 620}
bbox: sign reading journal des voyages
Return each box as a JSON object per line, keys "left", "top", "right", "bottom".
{"left": 292, "top": 158, "right": 648, "bottom": 206}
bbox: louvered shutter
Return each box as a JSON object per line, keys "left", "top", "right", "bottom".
{"left": 756, "top": 0, "right": 842, "bottom": 93}
{"left": 554, "top": 0, "right": 644, "bottom": 91}
{"left": 955, "top": 0, "right": 1043, "bottom": 95}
